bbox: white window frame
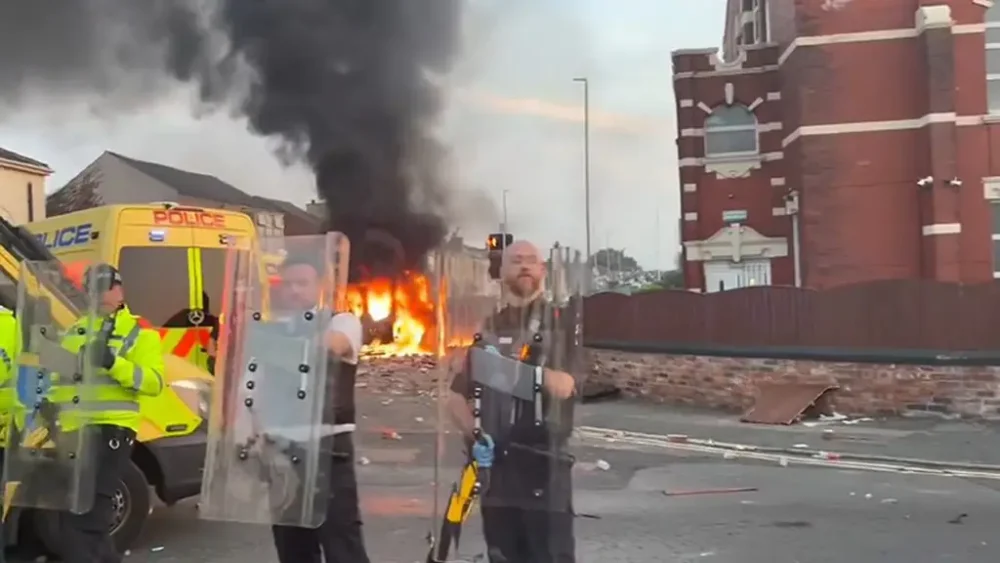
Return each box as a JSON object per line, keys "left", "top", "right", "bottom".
{"left": 738, "top": 0, "right": 768, "bottom": 45}
{"left": 704, "top": 104, "right": 760, "bottom": 159}
{"left": 987, "top": 5, "right": 1000, "bottom": 114}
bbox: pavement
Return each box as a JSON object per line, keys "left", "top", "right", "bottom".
{"left": 578, "top": 399, "right": 1000, "bottom": 469}
{"left": 16, "top": 393, "right": 1000, "bottom": 562}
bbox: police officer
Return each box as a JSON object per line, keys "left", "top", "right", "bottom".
{"left": 269, "top": 254, "right": 371, "bottom": 563}
{"left": 447, "top": 240, "right": 578, "bottom": 563}
{"left": 0, "top": 306, "right": 16, "bottom": 563}
{"left": 57, "top": 263, "right": 166, "bottom": 563}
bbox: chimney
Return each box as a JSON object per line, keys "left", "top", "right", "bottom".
{"left": 305, "top": 199, "right": 325, "bottom": 218}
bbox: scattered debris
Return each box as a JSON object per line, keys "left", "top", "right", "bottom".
{"left": 792, "top": 443, "right": 810, "bottom": 449}
{"left": 357, "top": 356, "right": 441, "bottom": 396}
{"left": 778, "top": 456, "right": 789, "bottom": 467}
{"left": 381, "top": 429, "right": 402, "bottom": 440}
{"left": 948, "top": 513, "right": 968, "bottom": 524}
{"left": 358, "top": 456, "right": 371, "bottom": 465}
{"left": 662, "top": 487, "right": 758, "bottom": 497}
{"left": 742, "top": 382, "right": 839, "bottom": 425}
{"left": 880, "top": 498, "right": 898, "bottom": 504}
{"left": 595, "top": 459, "right": 611, "bottom": 471}
{"left": 864, "top": 493, "right": 873, "bottom": 499}
{"left": 151, "top": 546, "right": 165, "bottom": 552}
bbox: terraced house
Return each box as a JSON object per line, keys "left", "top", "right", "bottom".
{"left": 673, "top": 0, "right": 1000, "bottom": 292}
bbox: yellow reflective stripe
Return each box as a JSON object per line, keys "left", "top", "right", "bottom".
{"left": 189, "top": 247, "right": 204, "bottom": 309}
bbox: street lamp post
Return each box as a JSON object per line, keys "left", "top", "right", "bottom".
{"left": 501, "top": 188, "right": 509, "bottom": 235}
{"left": 573, "top": 77, "right": 592, "bottom": 290}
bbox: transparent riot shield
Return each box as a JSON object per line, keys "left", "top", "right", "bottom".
{"left": 198, "top": 232, "right": 350, "bottom": 528}
{"left": 3, "top": 260, "right": 102, "bottom": 515}
{"left": 431, "top": 242, "right": 586, "bottom": 562}
{"left": 428, "top": 246, "right": 506, "bottom": 562}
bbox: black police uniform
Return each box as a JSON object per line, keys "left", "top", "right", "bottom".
{"left": 270, "top": 313, "right": 370, "bottom": 563}
{"left": 450, "top": 298, "right": 578, "bottom": 563}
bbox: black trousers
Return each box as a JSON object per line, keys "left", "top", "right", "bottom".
{"left": 271, "top": 433, "right": 370, "bottom": 563}
{"left": 482, "top": 506, "right": 575, "bottom": 563}
{"left": 58, "top": 425, "right": 135, "bottom": 563}
{"left": 480, "top": 454, "right": 576, "bottom": 563}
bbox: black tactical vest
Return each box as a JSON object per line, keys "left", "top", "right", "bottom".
{"left": 477, "top": 298, "right": 575, "bottom": 449}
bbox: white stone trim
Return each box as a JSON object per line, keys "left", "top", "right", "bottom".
{"left": 674, "top": 65, "right": 779, "bottom": 80}
{"left": 984, "top": 177, "right": 1000, "bottom": 200}
{"left": 680, "top": 121, "right": 782, "bottom": 137}
{"left": 770, "top": 177, "right": 786, "bottom": 187}
{"left": 679, "top": 99, "right": 694, "bottom": 108}
{"left": 680, "top": 151, "right": 784, "bottom": 169}
{"left": 684, "top": 224, "right": 789, "bottom": 262}
{"left": 776, "top": 21, "right": 982, "bottom": 67}
{"left": 683, "top": 212, "right": 698, "bottom": 221}
{"left": 748, "top": 97, "right": 764, "bottom": 111}
{"left": 772, "top": 207, "right": 787, "bottom": 216}
{"left": 781, "top": 113, "right": 979, "bottom": 147}
{"left": 724, "top": 83, "right": 735, "bottom": 105}
{"left": 698, "top": 102, "right": 713, "bottom": 114}
{"left": 974, "top": 0, "right": 993, "bottom": 8}
{"left": 922, "top": 223, "right": 962, "bottom": 235}
{"left": 683, "top": 183, "right": 697, "bottom": 193}
{"left": 915, "top": 5, "right": 952, "bottom": 32}
{"left": 766, "top": 92, "right": 781, "bottom": 101}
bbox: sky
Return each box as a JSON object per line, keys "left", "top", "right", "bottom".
{"left": 0, "top": 0, "right": 727, "bottom": 271}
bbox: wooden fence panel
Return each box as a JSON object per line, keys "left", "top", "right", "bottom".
{"left": 581, "top": 280, "right": 1000, "bottom": 352}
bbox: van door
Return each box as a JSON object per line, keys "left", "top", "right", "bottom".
{"left": 190, "top": 216, "right": 258, "bottom": 374}
{"left": 113, "top": 220, "right": 202, "bottom": 364}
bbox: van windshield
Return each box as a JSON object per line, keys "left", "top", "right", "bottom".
{"left": 117, "top": 246, "right": 229, "bottom": 329}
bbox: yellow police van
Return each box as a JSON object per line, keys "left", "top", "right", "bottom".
{"left": 8, "top": 203, "right": 260, "bottom": 554}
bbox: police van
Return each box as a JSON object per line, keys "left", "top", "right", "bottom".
{"left": 12, "top": 203, "right": 260, "bottom": 553}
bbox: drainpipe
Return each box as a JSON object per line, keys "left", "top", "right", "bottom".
{"left": 786, "top": 190, "right": 802, "bottom": 287}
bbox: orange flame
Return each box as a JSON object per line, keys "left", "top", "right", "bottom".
{"left": 347, "top": 271, "right": 435, "bottom": 356}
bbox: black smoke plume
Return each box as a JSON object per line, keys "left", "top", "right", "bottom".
{"left": 0, "top": 0, "right": 463, "bottom": 273}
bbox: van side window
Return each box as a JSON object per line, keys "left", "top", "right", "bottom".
{"left": 117, "top": 247, "right": 190, "bottom": 327}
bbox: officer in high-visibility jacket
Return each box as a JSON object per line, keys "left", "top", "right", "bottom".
{"left": 57, "top": 263, "right": 165, "bottom": 563}
{"left": 0, "top": 307, "right": 17, "bottom": 563}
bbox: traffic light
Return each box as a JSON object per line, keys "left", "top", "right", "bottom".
{"left": 486, "top": 233, "right": 513, "bottom": 280}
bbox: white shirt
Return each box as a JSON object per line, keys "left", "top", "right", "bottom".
{"left": 328, "top": 312, "right": 362, "bottom": 366}
{"left": 327, "top": 312, "right": 362, "bottom": 434}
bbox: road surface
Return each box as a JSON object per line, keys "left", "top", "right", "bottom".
{"left": 35, "top": 438, "right": 1000, "bottom": 563}
{"left": 13, "top": 393, "right": 1000, "bottom": 562}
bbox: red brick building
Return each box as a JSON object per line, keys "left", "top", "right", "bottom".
{"left": 673, "top": 0, "right": 1000, "bottom": 292}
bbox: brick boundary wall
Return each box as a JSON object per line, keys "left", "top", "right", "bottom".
{"left": 585, "top": 349, "right": 1000, "bottom": 420}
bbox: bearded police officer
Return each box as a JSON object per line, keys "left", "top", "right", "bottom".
{"left": 447, "top": 239, "right": 581, "bottom": 563}
{"left": 268, "top": 253, "right": 371, "bottom": 563}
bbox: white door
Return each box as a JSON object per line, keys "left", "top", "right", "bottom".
{"left": 703, "top": 259, "right": 771, "bottom": 292}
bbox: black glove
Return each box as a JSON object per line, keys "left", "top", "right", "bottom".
{"left": 88, "top": 340, "right": 117, "bottom": 370}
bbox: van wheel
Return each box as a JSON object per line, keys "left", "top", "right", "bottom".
{"left": 34, "top": 459, "right": 152, "bottom": 556}
{"left": 110, "top": 459, "right": 152, "bottom": 552}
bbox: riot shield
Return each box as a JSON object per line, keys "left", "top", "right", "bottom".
{"left": 198, "top": 232, "right": 350, "bottom": 528}
{"left": 3, "top": 260, "right": 102, "bottom": 515}
{"left": 424, "top": 245, "right": 503, "bottom": 562}
{"left": 431, "top": 243, "right": 585, "bottom": 562}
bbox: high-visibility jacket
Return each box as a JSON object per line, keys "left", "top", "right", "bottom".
{"left": 0, "top": 309, "right": 18, "bottom": 409}
{"left": 54, "top": 305, "right": 165, "bottom": 432}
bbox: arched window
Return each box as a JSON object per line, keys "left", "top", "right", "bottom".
{"left": 987, "top": 3, "right": 1000, "bottom": 112}
{"left": 704, "top": 104, "right": 758, "bottom": 157}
